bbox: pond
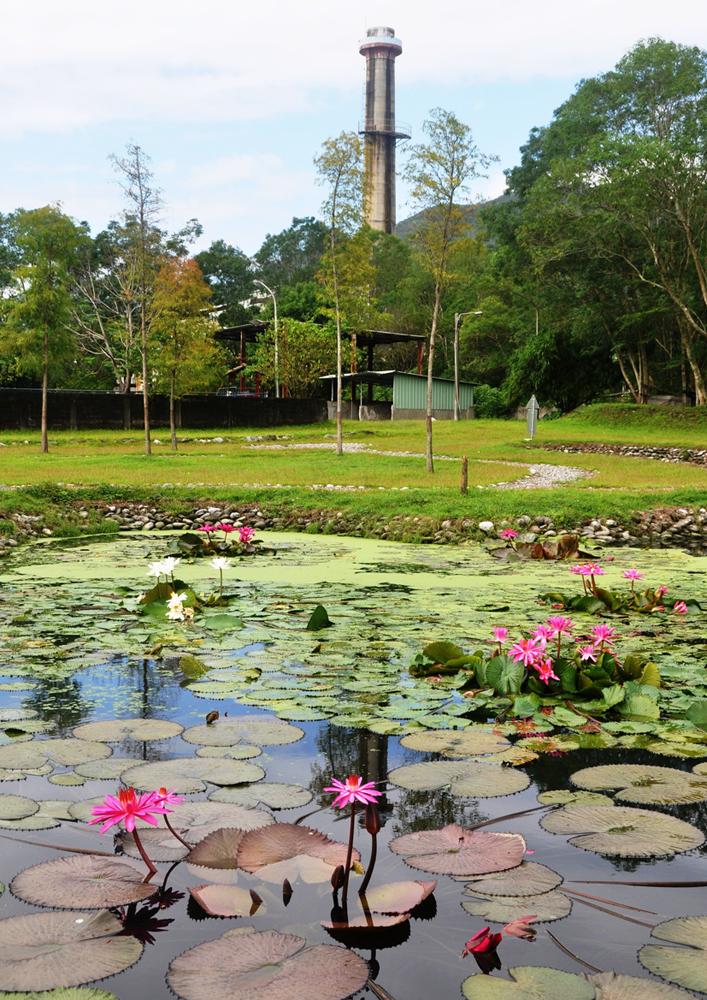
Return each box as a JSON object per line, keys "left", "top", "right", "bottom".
{"left": 1, "top": 531, "right": 707, "bottom": 1000}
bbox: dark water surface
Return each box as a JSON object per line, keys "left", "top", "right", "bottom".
{"left": 1, "top": 532, "right": 706, "bottom": 999}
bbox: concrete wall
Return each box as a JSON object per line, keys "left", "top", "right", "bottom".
{"left": 358, "top": 402, "right": 392, "bottom": 421}
{"left": 0, "top": 389, "right": 327, "bottom": 430}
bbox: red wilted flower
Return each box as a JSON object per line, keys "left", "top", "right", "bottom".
{"left": 462, "top": 927, "right": 503, "bottom": 958}
{"left": 324, "top": 775, "right": 382, "bottom": 809}
{"left": 502, "top": 916, "right": 537, "bottom": 940}
{"left": 88, "top": 788, "right": 167, "bottom": 834}
{"left": 673, "top": 601, "right": 688, "bottom": 614}
{"left": 238, "top": 526, "right": 255, "bottom": 544}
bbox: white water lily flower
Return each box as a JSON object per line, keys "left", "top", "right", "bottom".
{"left": 162, "top": 557, "right": 180, "bottom": 575}
{"left": 167, "top": 592, "right": 188, "bottom": 610}
{"left": 209, "top": 557, "right": 232, "bottom": 571}
{"left": 147, "top": 561, "right": 166, "bottom": 578}
{"left": 166, "top": 606, "right": 185, "bottom": 621}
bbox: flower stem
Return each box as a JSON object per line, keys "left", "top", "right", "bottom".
{"left": 164, "top": 815, "right": 190, "bottom": 850}
{"left": 132, "top": 828, "right": 157, "bottom": 881}
{"left": 358, "top": 829, "right": 377, "bottom": 896}
{"left": 341, "top": 801, "right": 356, "bottom": 905}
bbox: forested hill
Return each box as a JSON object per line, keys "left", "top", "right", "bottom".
{"left": 395, "top": 194, "right": 512, "bottom": 239}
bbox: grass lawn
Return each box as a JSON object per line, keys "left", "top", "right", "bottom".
{"left": 2, "top": 403, "right": 707, "bottom": 528}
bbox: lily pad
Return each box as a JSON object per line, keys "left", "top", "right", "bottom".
{"left": 0, "top": 989, "right": 121, "bottom": 999}
{"left": 182, "top": 717, "right": 304, "bottom": 748}
{"left": 74, "top": 759, "right": 141, "bottom": 780}
{"left": 187, "top": 829, "right": 248, "bottom": 869}
{"left": 48, "top": 773, "right": 85, "bottom": 786}
{"left": 134, "top": 801, "right": 274, "bottom": 841}
{"left": 362, "top": 880, "right": 437, "bottom": 914}
{"left": 195, "top": 745, "right": 263, "bottom": 759}
{"left": 694, "top": 762, "right": 707, "bottom": 775}
{"left": 167, "top": 927, "right": 368, "bottom": 1000}
{"left": 235, "top": 823, "right": 358, "bottom": 884}
{"left": 537, "top": 790, "right": 613, "bottom": 807}
{"left": 0, "top": 800, "right": 73, "bottom": 831}
{"left": 120, "top": 758, "right": 265, "bottom": 793}
{"left": 587, "top": 971, "right": 694, "bottom": 999}
{"left": 201, "top": 614, "right": 245, "bottom": 631}
{"left": 388, "top": 760, "right": 529, "bottom": 797}
{"left": 0, "top": 910, "right": 143, "bottom": 992}
{"left": 10, "top": 856, "right": 156, "bottom": 909}
{"left": 399, "top": 730, "right": 509, "bottom": 755}
{"left": 462, "top": 966, "right": 595, "bottom": 1000}
{"left": 188, "top": 885, "right": 266, "bottom": 918}
{"left": 461, "top": 861, "right": 563, "bottom": 896}
{"left": 390, "top": 824, "right": 525, "bottom": 876}
{"left": 462, "top": 889, "right": 571, "bottom": 923}
{"left": 0, "top": 794, "right": 39, "bottom": 820}
{"left": 571, "top": 764, "right": 707, "bottom": 805}
{"left": 72, "top": 719, "right": 184, "bottom": 742}
{"left": 639, "top": 914, "right": 707, "bottom": 993}
{"left": 209, "top": 783, "right": 313, "bottom": 810}
{"left": 0, "top": 740, "right": 110, "bottom": 771}
{"left": 540, "top": 805, "right": 704, "bottom": 856}
{"left": 117, "top": 828, "right": 189, "bottom": 862}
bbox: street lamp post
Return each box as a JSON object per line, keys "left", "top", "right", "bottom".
{"left": 253, "top": 279, "right": 279, "bottom": 398}
{"left": 453, "top": 311, "right": 483, "bottom": 420}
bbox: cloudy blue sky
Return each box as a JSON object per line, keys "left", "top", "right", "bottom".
{"left": 1, "top": 0, "right": 704, "bottom": 254}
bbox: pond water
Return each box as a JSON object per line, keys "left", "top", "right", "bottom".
{"left": 1, "top": 532, "right": 707, "bottom": 1000}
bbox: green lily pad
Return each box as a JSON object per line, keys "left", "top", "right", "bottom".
{"left": 537, "top": 790, "right": 613, "bottom": 807}
{"left": 587, "top": 970, "right": 693, "bottom": 1000}
{"left": 182, "top": 716, "right": 304, "bottom": 748}
{"left": 195, "top": 745, "right": 263, "bottom": 759}
{"left": 541, "top": 805, "right": 704, "bottom": 856}
{"left": 0, "top": 799, "right": 76, "bottom": 831}
{"left": 639, "top": 915, "right": 707, "bottom": 993}
{"left": 571, "top": 764, "right": 707, "bottom": 805}
{"left": 646, "top": 741, "right": 707, "bottom": 759}
{"left": 306, "top": 605, "right": 332, "bottom": 630}
{"left": 399, "top": 730, "right": 509, "bottom": 755}
{"left": 120, "top": 757, "right": 265, "bottom": 793}
{"left": 0, "top": 740, "right": 110, "bottom": 771}
{"left": 74, "top": 759, "right": 141, "bottom": 779}
{"left": 202, "top": 614, "right": 245, "bottom": 631}
{"left": 0, "top": 794, "right": 39, "bottom": 820}
{"left": 47, "top": 773, "right": 85, "bottom": 786}
{"left": 422, "top": 641, "right": 464, "bottom": 663}
{"left": 0, "top": 910, "right": 142, "bottom": 992}
{"left": 133, "top": 800, "right": 274, "bottom": 841}
{"left": 0, "top": 988, "right": 121, "bottom": 999}
{"left": 462, "top": 966, "right": 595, "bottom": 1000}
{"left": 388, "top": 759, "right": 529, "bottom": 797}
{"left": 209, "top": 783, "right": 313, "bottom": 810}
{"left": 72, "top": 719, "right": 184, "bottom": 742}
{"left": 462, "top": 889, "right": 572, "bottom": 923}
{"left": 460, "top": 861, "right": 563, "bottom": 896}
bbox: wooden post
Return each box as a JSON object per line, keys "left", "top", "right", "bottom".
{"left": 461, "top": 455, "right": 468, "bottom": 495}
{"left": 417, "top": 342, "right": 423, "bottom": 375}
{"left": 240, "top": 332, "right": 246, "bottom": 392}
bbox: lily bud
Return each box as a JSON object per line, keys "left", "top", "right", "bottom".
{"left": 365, "top": 802, "right": 381, "bottom": 835}
{"left": 331, "top": 864, "right": 345, "bottom": 890}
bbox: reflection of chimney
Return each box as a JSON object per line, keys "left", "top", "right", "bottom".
{"left": 358, "top": 27, "right": 409, "bottom": 234}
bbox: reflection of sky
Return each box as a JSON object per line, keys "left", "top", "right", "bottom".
{"left": 1, "top": 534, "right": 707, "bottom": 998}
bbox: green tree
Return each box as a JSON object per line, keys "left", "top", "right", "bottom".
{"left": 150, "top": 257, "right": 223, "bottom": 450}
{"left": 403, "top": 108, "right": 496, "bottom": 470}
{"left": 254, "top": 217, "right": 328, "bottom": 289}
{"left": 314, "top": 131, "right": 366, "bottom": 455}
{"left": 195, "top": 240, "right": 255, "bottom": 326}
{"left": 250, "top": 318, "right": 341, "bottom": 397}
{"left": 0, "top": 205, "right": 88, "bottom": 451}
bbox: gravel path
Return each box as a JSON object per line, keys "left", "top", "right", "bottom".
{"left": 248, "top": 443, "right": 592, "bottom": 489}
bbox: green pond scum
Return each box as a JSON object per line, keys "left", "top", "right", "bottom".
{"left": 0, "top": 531, "right": 706, "bottom": 1000}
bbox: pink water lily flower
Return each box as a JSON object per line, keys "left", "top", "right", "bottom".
{"left": 324, "top": 775, "right": 382, "bottom": 809}
{"left": 623, "top": 569, "right": 644, "bottom": 582}
{"left": 499, "top": 528, "right": 518, "bottom": 540}
{"left": 535, "top": 658, "right": 559, "bottom": 684}
{"left": 673, "top": 601, "right": 688, "bottom": 614}
{"left": 197, "top": 523, "right": 217, "bottom": 533}
{"left": 590, "top": 624, "right": 618, "bottom": 650}
{"left": 493, "top": 627, "right": 509, "bottom": 645}
{"left": 546, "top": 615, "right": 574, "bottom": 637}
{"left": 88, "top": 788, "right": 167, "bottom": 834}
{"left": 503, "top": 916, "right": 537, "bottom": 940}
{"left": 578, "top": 643, "right": 598, "bottom": 663}
{"left": 570, "top": 564, "right": 588, "bottom": 575}
{"left": 655, "top": 585, "right": 668, "bottom": 597}
{"left": 154, "top": 788, "right": 185, "bottom": 809}
{"left": 531, "top": 625, "right": 553, "bottom": 649}
{"left": 588, "top": 562, "right": 605, "bottom": 576}
{"left": 238, "top": 525, "right": 255, "bottom": 544}
{"left": 217, "top": 522, "right": 236, "bottom": 535}
{"left": 509, "top": 638, "right": 543, "bottom": 667}
{"left": 462, "top": 927, "right": 503, "bottom": 957}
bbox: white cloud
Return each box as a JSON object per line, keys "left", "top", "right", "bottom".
{"left": 1, "top": 0, "right": 704, "bottom": 135}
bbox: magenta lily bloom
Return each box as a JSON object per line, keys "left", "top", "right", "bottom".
{"left": 655, "top": 585, "right": 668, "bottom": 597}
{"left": 531, "top": 625, "right": 553, "bottom": 650}
{"left": 493, "top": 627, "right": 509, "bottom": 645}
{"left": 153, "top": 787, "right": 185, "bottom": 810}
{"left": 589, "top": 624, "right": 618, "bottom": 650}
{"left": 324, "top": 775, "right": 382, "bottom": 809}
{"left": 238, "top": 525, "right": 256, "bottom": 544}
{"left": 197, "top": 523, "right": 217, "bottom": 534}
{"left": 509, "top": 638, "right": 543, "bottom": 667}
{"left": 623, "top": 569, "right": 644, "bottom": 581}
{"left": 535, "top": 658, "right": 559, "bottom": 684}
{"left": 578, "top": 644, "right": 598, "bottom": 663}
{"left": 462, "top": 927, "right": 503, "bottom": 958}
{"left": 217, "top": 522, "right": 236, "bottom": 536}
{"left": 673, "top": 601, "right": 688, "bottom": 614}
{"left": 546, "top": 615, "right": 573, "bottom": 637}
{"left": 88, "top": 788, "right": 167, "bottom": 834}
{"left": 499, "top": 528, "right": 518, "bottom": 540}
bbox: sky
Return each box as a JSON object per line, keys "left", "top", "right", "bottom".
{"left": 1, "top": 0, "right": 705, "bottom": 255}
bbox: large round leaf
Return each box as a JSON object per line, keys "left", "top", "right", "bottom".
{"left": 72, "top": 719, "right": 184, "bottom": 742}
{"left": 462, "top": 889, "right": 571, "bottom": 923}
{"left": 196, "top": 745, "right": 262, "bottom": 759}
{"left": 388, "top": 760, "right": 529, "bottom": 797}
{"left": 209, "top": 784, "right": 313, "bottom": 810}
{"left": 134, "top": 800, "right": 273, "bottom": 839}
{"left": 390, "top": 824, "right": 525, "bottom": 876}
{"left": 540, "top": 805, "right": 704, "bottom": 856}
{"left": 461, "top": 861, "right": 562, "bottom": 896}
{"left": 462, "top": 966, "right": 595, "bottom": 1000}
{"left": 74, "top": 759, "right": 141, "bottom": 780}
{"left": 120, "top": 757, "right": 265, "bottom": 793}
{"left": 182, "top": 717, "right": 304, "bottom": 748}
{"left": 11, "top": 856, "right": 156, "bottom": 909}
{"left": 537, "top": 790, "right": 613, "bottom": 807}
{"left": 693, "top": 762, "right": 707, "bottom": 775}
{"left": 235, "top": 823, "right": 358, "bottom": 884}
{"left": 0, "top": 910, "right": 143, "bottom": 992}
{"left": 187, "top": 829, "right": 248, "bottom": 869}
{"left": 399, "top": 731, "right": 509, "bottom": 756}
{"left": 362, "top": 881, "right": 436, "bottom": 914}
{"left": 118, "top": 828, "right": 189, "bottom": 862}
{"left": 0, "top": 740, "right": 110, "bottom": 771}
{"left": 639, "top": 914, "right": 707, "bottom": 993}
{"left": 0, "top": 794, "right": 38, "bottom": 820}
{"left": 571, "top": 764, "right": 707, "bottom": 805}
{"left": 188, "top": 885, "right": 267, "bottom": 918}
{"left": 167, "top": 927, "right": 369, "bottom": 1000}
{"left": 587, "top": 971, "right": 694, "bottom": 999}
{"left": 0, "top": 990, "right": 121, "bottom": 999}
{"left": 0, "top": 800, "right": 74, "bottom": 832}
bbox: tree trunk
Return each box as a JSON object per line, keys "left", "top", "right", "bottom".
{"left": 141, "top": 298, "right": 151, "bottom": 455}
{"left": 679, "top": 318, "right": 707, "bottom": 405}
{"left": 616, "top": 350, "right": 640, "bottom": 403}
{"left": 170, "top": 373, "right": 178, "bottom": 451}
{"left": 426, "top": 283, "right": 442, "bottom": 473}
{"left": 41, "top": 323, "right": 49, "bottom": 453}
